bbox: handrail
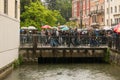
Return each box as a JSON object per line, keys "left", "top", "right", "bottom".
{"left": 20, "top": 34, "right": 115, "bottom": 48}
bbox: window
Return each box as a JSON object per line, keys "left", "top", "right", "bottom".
{"left": 117, "top": 18, "right": 119, "bottom": 24}
{"left": 115, "top": 6, "right": 117, "bottom": 13}
{"left": 92, "top": 16, "right": 96, "bottom": 23}
{"left": 86, "top": 10, "right": 89, "bottom": 16}
{"left": 102, "top": 18, "right": 104, "bottom": 22}
{"left": 115, "top": 19, "right": 116, "bottom": 24}
{"left": 111, "top": 19, "right": 112, "bottom": 25}
{"left": 101, "top": 6, "right": 103, "bottom": 10}
{"left": 92, "top": 16, "right": 94, "bottom": 23}
{"left": 115, "top": 18, "right": 119, "bottom": 24}
{"left": 4, "top": 0, "right": 8, "bottom": 14}
{"left": 119, "top": 5, "right": 120, "bottom": 12}
{"left": 15, "top": 0, "right": 18, "bottom": 18}
{"left": 107, "top": 8, "right": 109, "bottom": 14}
{"left": 95, "top": 15, "right": 97, "bottom": 22}
{"left": 111, "top": 7, "right": 112, "bottom": 13}
{"left": 107, "top": 19, "right": 108, "bottom": 25}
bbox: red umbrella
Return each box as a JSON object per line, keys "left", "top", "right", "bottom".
{"left": 114, "top": 23, "right": 120, "bottom": 34}
{"left": 41, "top": 25, "right": 51, "bottom": 29}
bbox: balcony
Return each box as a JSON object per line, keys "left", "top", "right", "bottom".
{"left": 97, "top": 9, "right": 104, "bottom": 14}
{"left": 91, "top": 22, "right": 99, "bottom": 28}
{"left": 89, "top": 9, "right": 104, "bottom": 16}
{"left": 89, "top": 10, "right": 98, "bottom": 16}
{"left": 69, "top": 17, "right": 78, "bottom": 21}
{"left": 113, "top": 13, "right": 120, "bottom": 16}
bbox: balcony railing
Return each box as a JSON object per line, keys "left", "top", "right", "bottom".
{"left": 97, "top": 9, "right": 104, "bottom": 14}
{"left": 90, "top": 23, "right": 100, "bottom": 29}
{"left": 89, "top": 9, "right": 104, "bottom": 16}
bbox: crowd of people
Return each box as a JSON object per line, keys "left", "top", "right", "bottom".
{"left": 20, "top": 27, "right": 120, "bottom": 50}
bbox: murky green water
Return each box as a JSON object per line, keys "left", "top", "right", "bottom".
{"left": 4, "top": 63, "right": 120, "bottom": 80}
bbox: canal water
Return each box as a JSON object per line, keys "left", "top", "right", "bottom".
{"left": 4, "top": 63, "right": 120, "bottom": 80}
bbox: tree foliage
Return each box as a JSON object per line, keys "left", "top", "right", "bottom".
{"left": 45, "top": 0, "right": 56, "bottom": 10}
{"left": 20, "top": 0, "right": 38, "bottom": 13}
{"left": 20, "top": 1, "right": 65, "bottom": 29}
{"left": 45, "top": 0, "right": 72, "bottom": 21}
{"left": 65, "top": 21, "right": 78, "bottom": 28}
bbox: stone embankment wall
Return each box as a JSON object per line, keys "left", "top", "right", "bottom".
{"left": 110, "top": 50, "right": 120, "bottom": 66}
{"left": 19, "top": 49, "right": 106, "bottom": 62}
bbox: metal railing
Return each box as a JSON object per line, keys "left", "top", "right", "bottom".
{"left": 20, "top": 34, "right": 117, "bottom": 48}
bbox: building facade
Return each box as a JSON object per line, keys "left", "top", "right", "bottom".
{"left": 0, "top": 0, "right": 20, "bottom": 76}
{"left": 82, "top": 0, "right": 90, "bottom": 28}
{"left": 72, "top": 0, "right": 120, "bottom": 28}
{"left": 71, "top": 0, "right": 80, "bottom": 27}
{"left": 89, "top": 0, "right": 104, "bottom": 28}
{"left": 105, "top": 0, "right": 120, "bottom": 26}
{"left": 71, "top": 0, "right": 90, "bottom": 28}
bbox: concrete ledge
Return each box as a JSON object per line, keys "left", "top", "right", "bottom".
{"left": 0, "top": 63, "right": 13, "bottom": 80}
{"left": 110, "top": 49, "right": 120, "bottom": 54}
{"left": 0, "top": 13, "right": 20, "bottom": 22}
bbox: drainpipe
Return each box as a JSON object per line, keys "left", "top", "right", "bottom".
{"left": 108, "top": 0, "right": 111, "bottom": 27}
{"left": 80, "top": 0, "right": 83, "bottom": 29}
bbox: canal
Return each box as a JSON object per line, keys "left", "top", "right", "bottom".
{"left": 3, "top": 63, "right": 120, "bottom": 80}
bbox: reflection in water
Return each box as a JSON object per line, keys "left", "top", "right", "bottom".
{"left": 4, "top": 63, "right": 120, "bottom": 80}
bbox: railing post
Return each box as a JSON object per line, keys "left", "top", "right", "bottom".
{"left": 33, "top": 34, "right": 37, "bottom": 54}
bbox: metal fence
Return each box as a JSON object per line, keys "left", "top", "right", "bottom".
{"left": 19, "top": 34, "right": 120, "bottom": 49}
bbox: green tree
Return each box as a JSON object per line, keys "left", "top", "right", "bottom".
{"left": 45, "top": 0, "right": 72, "bottom": 21}
{"left": 65, "top": 21, "right": 78, "bottom": 28}
{"left": 20, "top": 1, "right": 65, "bottom": 29}
{"left": 20, "top": 0, "right": 38, "bottom": 13}
{"left": 45, "top": 0, "right": 56, "bottom": 10}
{"left": 53, "top": 10, "right": 66, "bottom": 25}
